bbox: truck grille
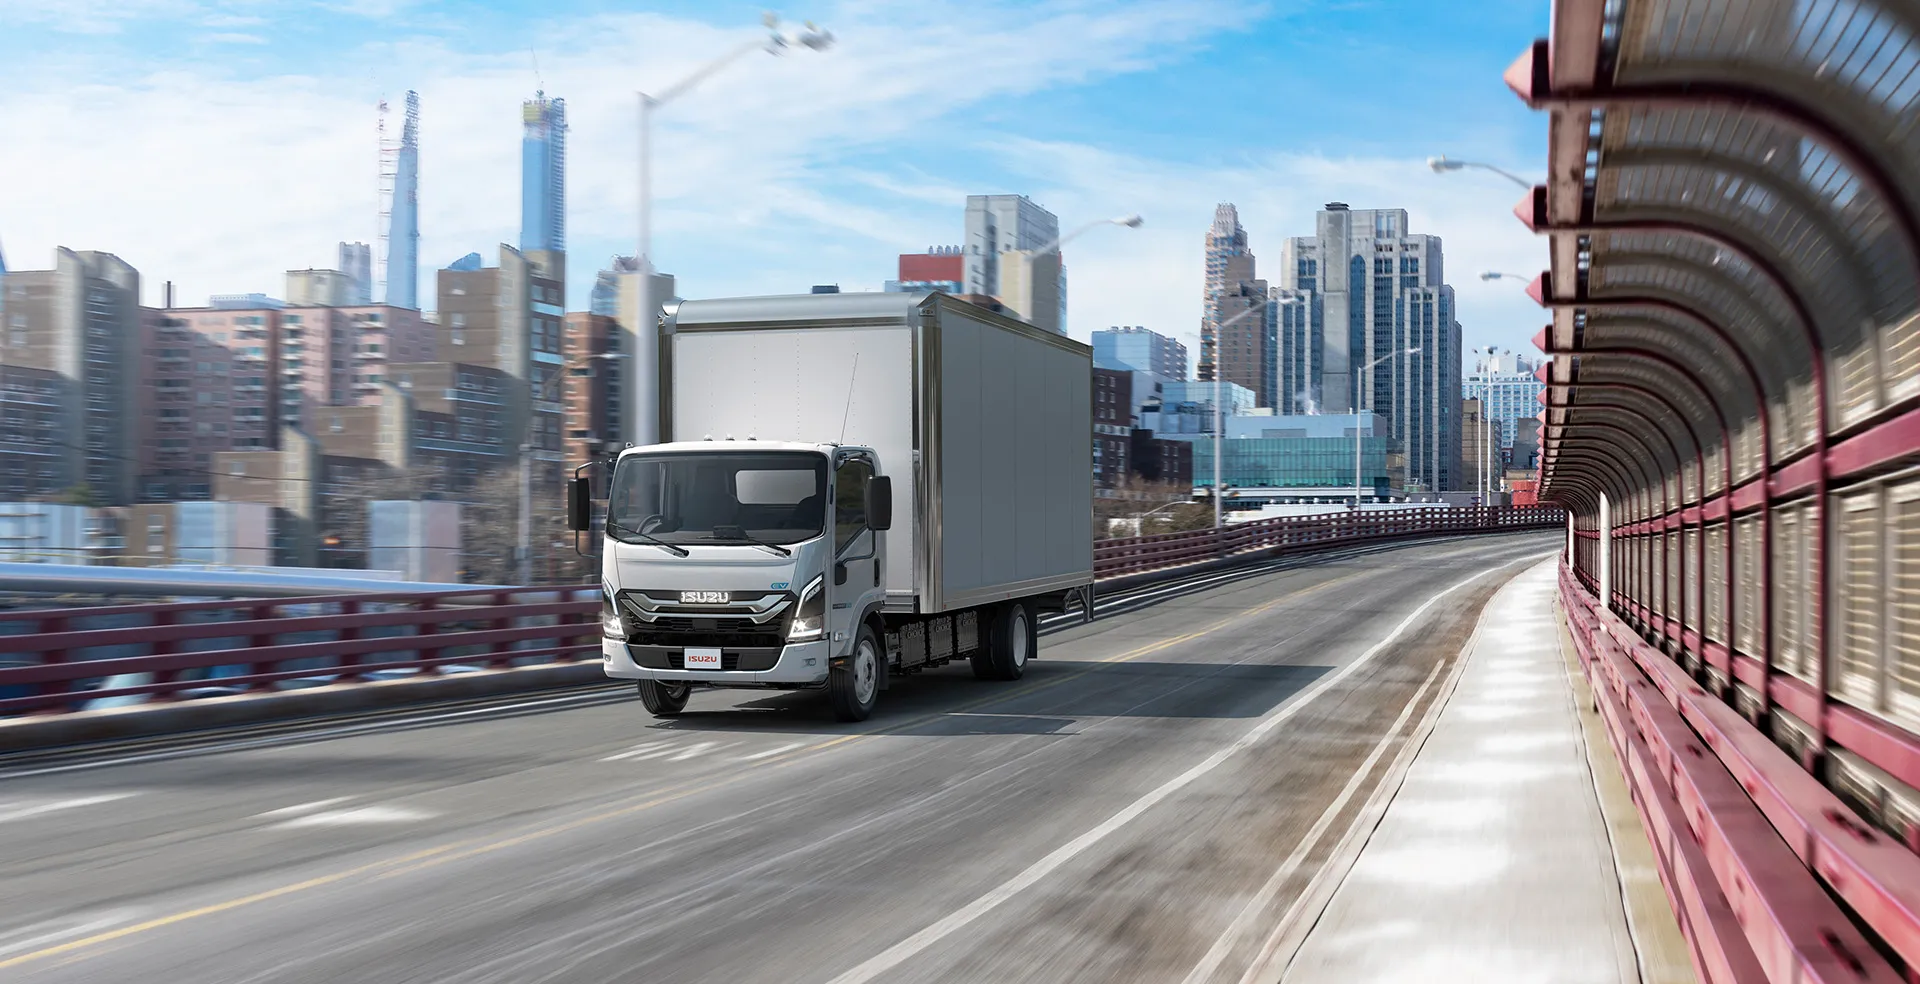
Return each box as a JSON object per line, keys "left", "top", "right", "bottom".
{"left": 626, "top": 616, "right": 789, "bottom": 650}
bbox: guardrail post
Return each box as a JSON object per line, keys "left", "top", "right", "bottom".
{"left": 147, "top": 609, "right": 181, "bottom": 701}
{"left": 27, "top": 614, "right": 71, "bottom": 714}
{"left": 335, "top": 600, "right": 365, "bottom": 682}
{"left": 489, "top": 591, "right": 517, "bottom": 669}
{"left": 244, "top": 603, "right": 277, "bottom": 693}
{"left": 415, "top": 596, "right": 443, "bottom": 676}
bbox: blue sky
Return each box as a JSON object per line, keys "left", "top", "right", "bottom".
{"left": 0, "top": 0, "right": 1554, "bottom": 362}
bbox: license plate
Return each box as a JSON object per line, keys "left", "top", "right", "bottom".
{"left": 680, "top": 591, "right": 728, "bottom": 605}
{"left": 683, "top": 647, "right": 723, "bottom": 669}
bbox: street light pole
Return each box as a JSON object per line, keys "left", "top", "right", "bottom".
{"left": 1469, "top": 344, "right": 1498, "bottom": 504}
{"left": 1207, "top": 301, "right": 1269, "bottom": 528}
{"left": 1353, "top": 347, "right": 1419, "bottom": 508}
{"left": 1030, "top": 215, "right": 1143, "bottom": 258}
{"left": 633, "top": 15, "right": 833, "bottom": 450}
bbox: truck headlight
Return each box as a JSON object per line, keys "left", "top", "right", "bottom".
{"left": 788, "top": 575, "right": 825, "bottom": 642}
{"left": 602, "top": 585, "right": 627, "bottom": 640}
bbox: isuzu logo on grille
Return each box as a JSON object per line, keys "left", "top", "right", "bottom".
{"left": 679, "top": 591, "right": 729, "bottom": 605}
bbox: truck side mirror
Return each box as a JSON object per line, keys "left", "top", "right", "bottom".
{"left": 867, "top": 476, "right": 893, "bottom": 531}
{"left": 565, "top": 478, "right": 593, "bottom": 531}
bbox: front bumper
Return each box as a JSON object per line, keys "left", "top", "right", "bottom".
{"left": 602, "top": 637, "right": 832, "bottom": 687}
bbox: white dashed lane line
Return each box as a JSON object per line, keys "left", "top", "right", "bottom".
{"left": 0, "top": 793, "right": 138, "bottom": 825}
{"left": 599, "top": 737, "right": 817, "bottom": 764}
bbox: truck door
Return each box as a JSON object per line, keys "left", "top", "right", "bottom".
{"left": 831, "top": 455, "right": 884, "bottom": 651}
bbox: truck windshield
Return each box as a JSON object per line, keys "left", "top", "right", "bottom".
{"left": 607, "top": 451, "right": 828, "bottom": 546}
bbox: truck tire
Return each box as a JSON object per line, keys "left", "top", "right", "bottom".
{"left": 828, "top": 625, "right": 882, "bottom": 722}
{"left": 973, "top": 601, "right": 1032, "bottom": 681}
{"left": 637, "top": 680, "right": 691, "bottom": 717}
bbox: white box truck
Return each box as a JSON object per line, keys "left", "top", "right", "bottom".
{"left": 569, "top": 292, "right": 1095, "bottom": 721}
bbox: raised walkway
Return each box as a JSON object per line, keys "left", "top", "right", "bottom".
{"left": 1275, "top": 561, "right": 1694, "bottom": 984}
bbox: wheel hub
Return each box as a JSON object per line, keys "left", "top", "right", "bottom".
{"left": 853, "top": 642, "right": 877, "bottom": 705}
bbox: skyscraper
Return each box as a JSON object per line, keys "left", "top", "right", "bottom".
{"left": 964, "top": 195, "right": 1064, "bottom": 329}
{"left": 385, "top": 91, "right": 421, "bottom": 310}
{"left": 1277, "top": 204, "right": 1462, "bottom": 491}
{"left": 339, "top": 242, "right": 373, "bottom": 304}
{"left": 1, "top": 248, "right": 141, "bottom": 504}
{"left": 1200, "top": 204, "right": 1276, "bottom": 407}
{"left": 520, "top": 92, "right": 566, "bottom": 254}
{"left": 1094, "top": 326, "right": 1188, "bottom": 381}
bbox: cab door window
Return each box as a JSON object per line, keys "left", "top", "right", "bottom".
{"left": 835, "top": 460, "right": 871, "bottom": 551}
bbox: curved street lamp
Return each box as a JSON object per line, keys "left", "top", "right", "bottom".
{"left": 1204, "top": 300, "right": 1270, "bottom": 528}
{"left": 1031, "top": 214, "right": 1144, "bottom": 258}
{"left": 1353, "top": 347, "right": 1419, "bottom": 506}
{"left": 1427, "top": 155, "right": 1535, "bottom": 190}
{"left": 1480, "top": 270, "right": 1532, "bottom": 282}
{"left": 633, "top": 14, "right": 835, "bottom": 448}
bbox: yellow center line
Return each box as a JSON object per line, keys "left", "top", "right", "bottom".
{"left": 2, "top": 562, "right": 1370, "bottom": 971}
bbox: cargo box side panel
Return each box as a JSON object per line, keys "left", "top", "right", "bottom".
{"left": 671, "top": 325, "right": 919, "bottom": 601}
{"left": 934, "top": 310, "right": 1092, "bottom": 610}
{"left": 1047, "top": 339, "right": 1094, "bottom": 583}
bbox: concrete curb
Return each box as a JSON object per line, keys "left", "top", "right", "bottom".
{"left": 0, "top": 661, "right": 610, "bottom": 753}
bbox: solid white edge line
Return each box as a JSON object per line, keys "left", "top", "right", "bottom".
{"left": 821, "top": 550, "right": 1552, "bottom": 984}
{"left": 1176, "top": 657, "right": 1449, "bottom": 984}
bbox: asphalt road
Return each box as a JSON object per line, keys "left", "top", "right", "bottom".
{"left": 0, "top": 532, "right": 1557, "bottom": 984}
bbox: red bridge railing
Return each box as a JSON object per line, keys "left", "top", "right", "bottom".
{"left": 0, "top": 507, "right": 1559, "bottom": 716}
{"left": 1561, "top": 565, "right": 1920, "bottom": 984}
{"left": 1095, "top": 505, "right": 1564, "bottom": 577}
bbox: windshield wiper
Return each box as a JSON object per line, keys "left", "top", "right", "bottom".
{"left": 605, "top": 521, "right": 690, "bottom": 557}
{"left": 704, "top": 526, "right": 792, "bottom": 557}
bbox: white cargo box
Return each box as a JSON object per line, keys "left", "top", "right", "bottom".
{"left": 664, "top": 292, "right": 1093, "bottom": 615}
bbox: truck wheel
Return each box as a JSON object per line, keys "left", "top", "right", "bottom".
{"left": 974, "top": 601, "right": 1032, "bottom": 681}
{"left": 828, "top": 626, "right": 881, "bottom": 722}
{"left": 637, "top": 680, "right": 691, "bottom": 717}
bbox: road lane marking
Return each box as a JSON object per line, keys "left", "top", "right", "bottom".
{"left": 0, "top": 912, "right": 142, "bottom": 959}
{"left": 256, "top": 797, "right": 355, "bottom": 819}
{"left": 735, "top": 742, "right": 807, "bottom": 761}
{"left": 599, "top": 740, "right": 674, "bottom": 762}
{"left": 1181, "top": 625, "right": 1469, "bottom": 984}
{"left": 0, "top": 793, "right": 136, "bottom": 825}
{"left": 0, "top": 548, "right": 1549, "bottom": 972}
{"left": 821, "top": 552, "right": 1548, "bottom": 984}
{"left": 666, "top": 741, "right": 733, "bottom": 762}
{"left": 270, "top": 805, "right": 437, "bottom": 830}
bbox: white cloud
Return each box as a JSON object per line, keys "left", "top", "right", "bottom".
{"left": 0, "top": 1, "right": 1255, "bottom": 311}
{"left": 203, "top": 31, "right": 269, "bottom": 44}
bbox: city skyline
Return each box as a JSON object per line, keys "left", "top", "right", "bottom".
{"left": 0, "top": 1, "right": 1550, "bottom": 356}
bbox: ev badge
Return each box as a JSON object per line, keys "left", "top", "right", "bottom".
{"left": 772, "top": 582, "right": 789, "bottom": 590}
